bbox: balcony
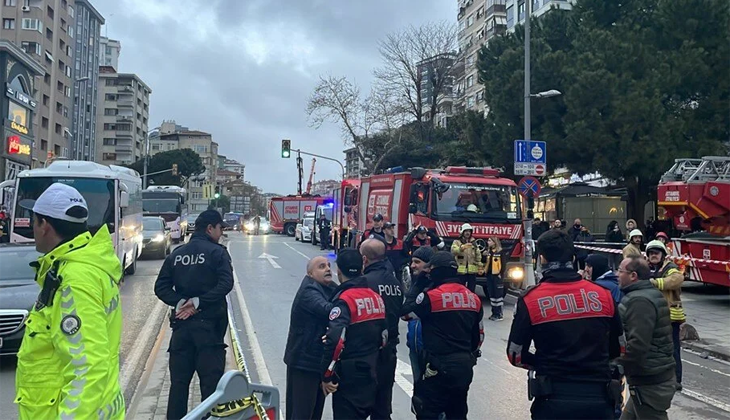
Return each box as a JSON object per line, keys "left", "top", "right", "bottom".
{"left": 117, "top": 100, "right": 133, "bottom": 108}
{"left": 116, "top": 115, "right": 133, "bottom": 122}
{"left": 115, "top": 144, "right": 133, "bottom": 153}
{"left": 116, "top": 130, "right": 133, "bottom": 138}
{"left": 118, "top": 85, "right": 134, "bottom": 93}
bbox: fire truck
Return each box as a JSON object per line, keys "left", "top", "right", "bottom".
{"left": 330, "top": 179, "right": 360, "bottom": 250}
{"left": 657, "top": 156, "right": 729, "bottom": 287}
{"left": 356, "top": 166, "right": 526, "bottom": 291}
{"left": 269, "top": 195, "right": 326, "bottom": 236}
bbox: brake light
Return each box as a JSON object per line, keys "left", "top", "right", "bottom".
{"left": 445, "top": 166, "right": 500, "bottom": 177}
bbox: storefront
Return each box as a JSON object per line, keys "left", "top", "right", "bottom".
{"left": 0, "top": 41, "right": 44, "bottom": 183}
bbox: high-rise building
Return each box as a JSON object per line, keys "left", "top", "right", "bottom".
{"left": 95, "top": 66, "right": 151, "bottom": 165}
{"left": 1, "top": 0, "right": 78, "bottom": 167}
{"left": 344, "top": 147, "right": 366, "bottom": 179}
{"left": 99, "top": 36, "right": 119, "bottom": 70}
{"left": 417, "top": 52, "right": 462, "bottom": 128}
{"left": 71, "top": 0, "right": 103, "bottom": 161}
{"left": 456, "top": 0, "right": 508, "bottom": 115}
{"left": 223, "top": 158, "right": 244, "bottom": 179}
{"left": 505, "top": 0, "right": 572, "bottom": 32}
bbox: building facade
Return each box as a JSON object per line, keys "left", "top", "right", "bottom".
{"left": 95, "top": 66, "right": 151, "bottom": 165}
{"left": 99, "top": 36, "right": 119, "bottom": 70}
{"left": 0, "top": 40, "right": 44, "bottom": 182}
{"left": 505, "top": 0, "right": 572, "bottom": 32}
{"left": 310, "top": 179, "right": 339, "bottom": 197}
{"left": 223, "top": 158, "right": 244, "bottom": 179}
{"left": 344, "top": 146, "right": 366, "bottom": 179}
{"left": 1, "top": 0, "right": 77, "bottom": 167}
{"left": 418, "top": 52, "right": 460, "bottom": 127}
{"left": 70, "top": 0, "right": 103, "bottom": 161}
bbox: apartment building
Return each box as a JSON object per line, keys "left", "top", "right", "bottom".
{"left": 417, "top": 52, "right": 462, "bottom": 128}
{"left": 505, "top": 0, "right": 572, "bottom": 31}
{"left": 70, "top": 0, "right": 103, "bottom": 161}
{"left": 95, "top": 66, "right": 151, "bottom": 165}
{"left": 99, "top": 36, "right": 119, "bottom": 70}
{"left": 1, "top": 0, "right": 77, "bottom": 167}
{"left": 223, "top": 158, "right": 244, "bottom": 179}
{"left": 456, "top": 0, "right": 508, "bottom": 115}
{"left": 344, "top": 146, "right": 366, "bottom": 179}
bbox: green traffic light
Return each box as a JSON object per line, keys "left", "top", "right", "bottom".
{"left": 282, "top": 150, "right": 290, "bottom": 158}
{"left": 214, "top": 193, "right": 220, "bottom": 199}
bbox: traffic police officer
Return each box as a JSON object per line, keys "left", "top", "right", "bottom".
{"left": 15, "top": 183, "right": 125, "bottom": 420}
{"left": 507, "top": 229, "right": 623, "bottom": 419}
{"left": 322, "top": 248, "right": 387, "bottom": 420}
{"left": 401, "top": 251, "right": 484, "bottom": 419}
{"left": 154, "top": 209, "right": 234, "bottom": 419}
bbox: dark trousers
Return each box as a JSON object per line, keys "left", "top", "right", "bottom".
{"left": 332, "top": 357, "right": 378, "bottom": 420}
{"left": 485, "top": 274, "right": 504, "bottom": 317}
{"left": 371, "top": 347, "right": 397, "bottom": 420}
{"left": 320, "top": 229, "right": 330, "bottom": 249}
{"left": 167, "top": 317, "right": 227, "bottom": 420}
{"left": 412, "top": 353, "right": 474, "bottom": 420}
{"left": 285, "top": 367, "right": 325, "bottom": 420}
{"left": 460, "top": 274, "right": 476, "bottom": 293}
{"left": 530, "top": 382, "right": 614, "bottom": 420}
{"left": 672, "top": 322, "right": 683, "bottom": 384}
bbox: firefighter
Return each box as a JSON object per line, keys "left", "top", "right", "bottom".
{"left": 383, "top": 222, "right": 409, "bottom": 283}
{"left": 482, "top": 236, "right": 504, "bottom": 321}
{"left": 507, "top": 229, "right": 623, "bottom": 419}
{"left": 322, "top": 248, "right": 387, "bottom": 420}
{"left": 401, "top": 251, "right": 484, "bottom": 419}
{"left": 451, "top": 223, "right": 481, "bottom": 292}
{"left": 405, "top": 225, "right": 445, "bottom": 254}
{"left": 623, "top": 229, "right": 644, "bottom": 259}
{"left": 645, "top": 239, "right": 685, "bottom": 391}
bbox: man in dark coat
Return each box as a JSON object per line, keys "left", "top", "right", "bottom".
{"left": 284, "top": 256, "right": 338, "bottom": 420}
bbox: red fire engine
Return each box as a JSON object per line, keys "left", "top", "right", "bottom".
{"left": 269, "top": 195, "right": 326, "bottom": 236}
{"left": 331, "top": 179, "right": 360, "bottom": 250}
{"left": 356, "top": 166, "right": 526, "bottom": 289}
{"left": 657, "top": 156, "right": 730, "bottom": 287}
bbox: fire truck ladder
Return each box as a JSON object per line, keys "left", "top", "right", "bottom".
{"left": 305, "top": 158, "right": 316, "bottom": 195}
{"left": 661, "top": 156, "right": 730, "bottom": 183}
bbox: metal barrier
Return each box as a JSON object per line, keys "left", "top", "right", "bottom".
{"left": 184, "top": 295, "right": 280, "bottom": 420}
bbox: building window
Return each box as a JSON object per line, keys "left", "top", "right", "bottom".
{"left": 43, "top": 95, "right": 49, "bottom": 106}
{"left": 41, "top": 117, "right": 49, "bottom": 128}
{"left": 467, "top": 14, "right": 475, "bottom": 27}
{"left": 103, "top": 138, "right": 116, "bottom": 145}
{"left": 105, "top": 79, "right": 116, "bottom": 86}
{"left": 55, "top": 123, "right": 62, "bottom": 135}
{"left": 518, "top": 1, "right": 525, "bottom": 22}
{"left": 3, "top": 19, "right": 15, "bottom": 30}
{"left": 61, "top": 0, "right": 66, "bottom": 9}
{"left": 104, "top": 108, "right": 117, "bottom": 116}
{"left": 21, "top": 41, "right": 42, "bottom": 56}
{"left": 47, "top": 5, "right": 54, "bottom": 19}
{"left": 102, "top": 153, "right": 116, "bottom": 161}
{"left": 21, "top": 18, "right": 42, "bottom": 33}
{"left": 68, "top": 6, "right": 74, "bottom": 18}
{"left": 467, "top": 75, "right": 474, "bottom": 88}
{"left": 467, "top": 96, "right": 476, "bottom": 108}
{"left": 506, "top": 5, "right": 514, "bottom": 27}
{"left": 68, "top": 26, "right": 74, "bottom": 38}
{"left": 63, "top": 106, "right": 68, "bottom": 117}
{"left": 41, "top": 139, "right": 47, "bottom": 150}
{"left": 65, "top": 66, "right": 71, "bottom": 78}
{"left": 105, "top": 94, "right": 116, "bottom": 101}
{"left": 66, "top": 45, "right": 72, "bottom": 56}
{"left": 103, "top": 123, "right": 116, "bottom": 130}
{"left": 5, "top": 0, "right": 16, "bottom": 6}
{"left": 46, "top": 27, "right": 53, "bottom": 41}
{"left": 57, "top": 81, "right": 63, "bottom": 93}
{"left": 44, "top": 74, "right": 50, "bottom": 85}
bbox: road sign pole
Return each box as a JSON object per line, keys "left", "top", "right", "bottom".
{"left": 525, "top": 190, "right": 536, "bottom": 287}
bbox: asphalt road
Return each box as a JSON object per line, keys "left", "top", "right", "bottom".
{"left": 0, "top": 247, "right": 172, "bottom": 419}
{"left": 228, "top": 232, "right": 730, "bottom": 420}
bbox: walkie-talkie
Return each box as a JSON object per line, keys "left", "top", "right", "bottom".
{"left": 37, "top": 262, "right": 62, "bottom": 309}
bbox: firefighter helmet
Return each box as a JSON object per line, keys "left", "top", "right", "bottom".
{"left": 629, "top": 229, "right": 643, "bottom": 239}
{"left": 646, "top": 240, "right": 668, "bottom": 255}
{"left": 460, "top": 223, "right": 474, "bottom": 234}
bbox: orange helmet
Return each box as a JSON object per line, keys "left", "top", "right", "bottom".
{"left": 656, "top": 232, "right": 669, "bottom": 239}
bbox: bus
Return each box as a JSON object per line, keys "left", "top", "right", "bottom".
{"left": 142, "top": 185, "right": 188, "bottom": 242}
{"left": 2, "top": 160, "right": 144, "bottom": 275}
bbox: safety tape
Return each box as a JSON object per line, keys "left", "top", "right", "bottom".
{"left": 573, "top": 244, "right": 729, "bottom": 267}
{"left": 210, "top": 295, "right": 269, "bottom": 419}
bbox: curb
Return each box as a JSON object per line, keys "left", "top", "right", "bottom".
{"left": 681, "top": 340, "right": 730, "bottom": 363}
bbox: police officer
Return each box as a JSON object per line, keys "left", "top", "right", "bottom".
{"left": 360, "top": 213, "right": 386, "bottom": 245}
{"left": 405, "top": 225, "right": 445, "bottom": 254}
{"left": 154, "top": 209, "right": 234, "bottom": 420}
{"left": 506, "top": 229, "right": 623, "bottom": 419}
{"left": 382, "top": 222, "right": 409, "bottom": 283}
{"left": 319, "top": 213, "right": 332, "bottom": 250}
{"left": 322, "top": 248, "right": 387, "bottom": 420}
{"left": 15, "top": 183, "right": 125, "bottom": 419}
{"left": 401, "top": 251, "right": 484, "bottom": 419}
{"left": 361, "top": 238, "right": 403, "bottom": 420}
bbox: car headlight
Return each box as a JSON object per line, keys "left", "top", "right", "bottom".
{"left": 245, "top": 222, "right": 254, "bottom": 230}
{"left": 261, "top": 223, "right": 269, "bottom": 231}
{"left": 507, "top": 266, "right": 525, "bottom": 281}
{"left": 152, "top": 234, "right": 165, "bottom": 243}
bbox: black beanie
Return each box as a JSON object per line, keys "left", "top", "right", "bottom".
{"left": 585, "top": 254, "right": 610, "bottom": 279}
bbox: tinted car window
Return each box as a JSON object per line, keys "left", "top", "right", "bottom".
{"left": 0, "top": 247, "right": 40, "bottom": 281}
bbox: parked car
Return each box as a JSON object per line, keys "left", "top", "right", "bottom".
{"left": 244, "top": 217, "right": 271, "bottom": 235}
{"left": 0, "top": 244, "right": 40, "bottom": 355}
{"left": 296, "top": 214, "right": 315, "bottom": 242}
{"left": 142, "top": 216, "right": 172, "bottom": 259}
{"left": 186, "top": 213, "right": 200, "bottom": 234}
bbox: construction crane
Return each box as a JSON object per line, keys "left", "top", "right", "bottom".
{"left": 306, "top": 158, "right": 317, "bottom": 195}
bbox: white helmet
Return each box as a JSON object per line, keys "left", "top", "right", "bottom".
{"left": 460, "top": 223, "right": 474, "bottom": 234}
{"left": 629, "top": 229, "right": 643, "bottom": 239}
{"left": 466, "top": 204, "right": 478, "bottom": 213}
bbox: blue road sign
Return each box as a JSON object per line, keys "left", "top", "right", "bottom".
{"left": 518, "top": 176, "right": 542, "bottom": 198}
{"left": 514, "top": 140, "right": 547, "bottom": 164}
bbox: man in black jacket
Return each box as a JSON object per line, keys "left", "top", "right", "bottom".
{"left": 361, "top": 238, "right": 403, "bottom": 420}
{"left": 322, "top": 248, "right": 387, "bottom": 420}
{"left": 617, "top": 257, "right": 676, "bottom": 420}
{"left": 154, "top": 210, "right": 234, "bottom": 420}
{"left": 404, "top": 225, "right": 445, "bottom": 254}
{"left": 506, "top": 229, "right": 623, "bottom": 419}
{"left": 383, "top": 222, "right": 409, "bottom": 283}
{"left": 401, "top": 251, "right": 484, "bottom": 419}
{"left": 283, "top": 256, "right": 338, "bottom": 420}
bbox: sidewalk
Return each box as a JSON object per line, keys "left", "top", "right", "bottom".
{"left": 127, "top": 322, "right": 236, "bottom": 419}
{"left": 680, "top": 282, "right": 730, "bottom": 361}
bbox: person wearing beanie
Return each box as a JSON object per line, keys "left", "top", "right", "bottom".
{"left": 402, "top": 246, "right": 434, "bottom": 386}
{"left": 401, "top": 251, "right": 483, "bottom": 419}
{"left": 322, "top": 248, "right": 387, "bottom": 419}
{"left": 585, "top": 254, "right": 623, "bottom": 304}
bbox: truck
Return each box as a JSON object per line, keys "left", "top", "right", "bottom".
{"left": 356, "top": 166, "right": 526, "bottom": 292}
{"left": 1, "top": 160, "right": 144, "bottom": 275}
{"left": 657, "top": 156, "right": 729, "bottom": 287}
{"left": 269, "top": 195, "right": 326, "bottom": 236}
{"left": 330, "top": 179, "right": 360, "bottom": 250}
{"left": 142, "top": 185, "right": 188, "bottom": 242}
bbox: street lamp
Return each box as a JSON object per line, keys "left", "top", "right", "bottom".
{"left": 530, "top": 89, "right": 562, "bottom": 99}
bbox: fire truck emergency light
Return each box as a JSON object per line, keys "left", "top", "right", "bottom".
{"left": 445, "top": 166, "right": 500, "bottom": 177}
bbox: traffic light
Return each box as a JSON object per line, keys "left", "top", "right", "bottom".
{"left": 281, "top": 139, "right": 291, "bottom": 158}
{"left": 214, "top": 185, "right": 220, "bottom": 199}
{"left": 171, "top": 163, "right": 178, "bottom": 176}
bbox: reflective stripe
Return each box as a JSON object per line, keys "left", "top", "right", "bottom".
{"left": 59, "top": 287, "right": 88, "bottom": 413}
{"left": 657, "top": 278, "right": 665, "bottom": 290}
{"left": 669, "top": 306, "right": 686, "bottom": 321}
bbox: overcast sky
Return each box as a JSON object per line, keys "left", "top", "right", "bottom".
{"left": 93, "top": 0, "right": 454, "bottom": 194}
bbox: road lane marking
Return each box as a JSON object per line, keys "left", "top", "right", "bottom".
{"left": 120, "top": 299, "right": 166, "bottom": 393}
{"left": 284, "top": 241, "right": 311, "bottom": 260}
{"left": 681, "top": 389, "right": 730, "bottom": 413}
{"left": 258, "top": 252, "right": 281, "bottom": 269}
{"left": 395, "top": 359, "right": 414, "bottom": 396}
{"left": 682, "top": 358, "right": 730, "bottom": 378}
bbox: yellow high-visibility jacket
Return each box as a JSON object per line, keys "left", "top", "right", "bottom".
{"left": 15, "top": 225, "right": 125, "bottom": 420}
{"left": 650, "top": 260, "right": 686, "bottom": 323}
{"left": 451, "top": 238, "right": 481, "bottom": 274}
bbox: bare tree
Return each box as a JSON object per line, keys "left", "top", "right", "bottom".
{"left": 374, "top": 21, "right": 459, "bottom": 131}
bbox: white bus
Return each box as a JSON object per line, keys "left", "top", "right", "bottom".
{"left": 142, "top": 185, "right": 188, "bottom": 242}
{"left": 2, "top": 160, "right": 144, "bottom": 275}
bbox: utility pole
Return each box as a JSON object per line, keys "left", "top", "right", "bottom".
{"left": 296, "top": 151, "right": 303, "bottom": 195}
{"left": 142, "top": 132, "right": 149, "bottom": 189}
{"left": 523, "top": 0, "right": 536, "bottom": 287}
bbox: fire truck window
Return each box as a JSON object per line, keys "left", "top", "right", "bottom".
{"left": 416, "top": 185, "right": 428, "bottom": 214}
